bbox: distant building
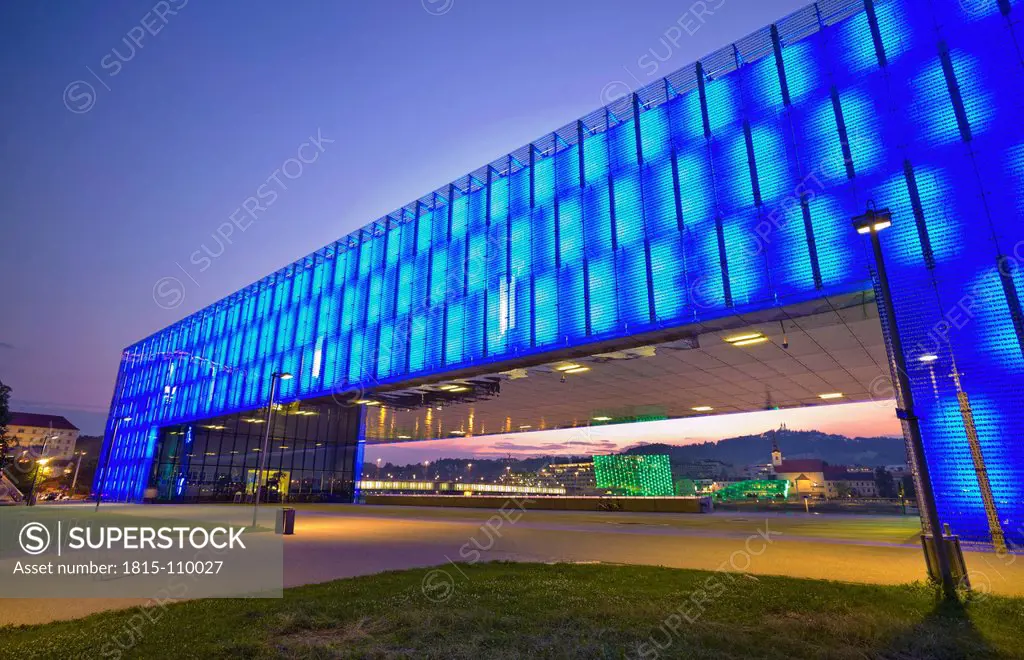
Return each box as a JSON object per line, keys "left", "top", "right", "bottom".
{"left": 677, "top": 459, "right": 736, "bottom": 480}
{"left": 770, "top": 439, "right": 878, "bottom": 499}
{"left": 357, "top": 479, "right": 565, "bottom": 497}
{"left": 593, "top": 454, "right": 674, "bottom": 497}
{"left": 537, "top": 461, "right": 596, "bottom": 495}
{"left": 884, "top": 464, "right": 910, "bottom": 480}
{"left": 822, "top": 467, "right": 878, "bottom": 498}
{"left": 8, "top": 412, "right": 80, "bottom": 461}
{"left": 773, "top": 457, "right": 831, "bottom": 497}
{"left": 743, "top": 463, "right": 775, "bottom": 480}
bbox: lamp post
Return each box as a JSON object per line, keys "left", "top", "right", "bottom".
{"left": 26, "top": 457, "right": 50, "bottom": 507}
{"left": 70, "top": 450, "right": 87, "bottom": 496}
{"left": 25, "top": 430, "right": 57, "bottom": 506}
{"left": 853, "top": 205, "right": 956, "bottom": 598}
{"left": 251, "top": 371, "right": 292, "bottom": 528}
{"left": 95, "top": 415, "right": 132, "bottom": 512}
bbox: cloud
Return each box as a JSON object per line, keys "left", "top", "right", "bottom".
{"left": 489, "top": 442, "right": 557, "bottom": 452}
{"left": 489, "top": 439, "right": 620, "bottom": 452}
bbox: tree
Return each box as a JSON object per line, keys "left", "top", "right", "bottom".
{"left": 0, "top": 380, "right": 11, "bottom": 472}
{"left": 874, "top": 466, "right": 897, "bottom": 498}
{"left": 901, "top": 475, "right": 916, "bottom": 500}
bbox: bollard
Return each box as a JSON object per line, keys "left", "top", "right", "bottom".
{"left": 275, "top": 507, "right": 296, "bottom": 535}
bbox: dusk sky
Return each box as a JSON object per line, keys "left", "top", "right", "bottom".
{"left": 0, "top": 0, "right": 901, "bottom": 448}
{"left": 367, "top": 400, "right": 903, "bottom": 465}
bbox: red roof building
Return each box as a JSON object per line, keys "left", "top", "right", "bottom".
{"left": 8, "top": 412, "right": 79, "bottom": 431}
{"left": 7, "top": 412, "right": 81, "bottom": 460}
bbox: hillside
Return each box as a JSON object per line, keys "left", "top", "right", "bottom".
{"left": 624, "top": 428, "right": 906, "bottom": 467}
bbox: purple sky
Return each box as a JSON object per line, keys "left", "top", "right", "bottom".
{"left": 2, "top": 0, "right": 859, "bottom": 437}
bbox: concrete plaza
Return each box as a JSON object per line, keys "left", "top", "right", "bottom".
{"left": 3, "top": 503, "right": 1021, "bottom": 626}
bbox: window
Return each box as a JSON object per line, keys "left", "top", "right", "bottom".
{"left": 499, "top": 276, "right": 517, "bottom": 335}
{"left": 312, "top": 335, "right": 325, "bottom": 379}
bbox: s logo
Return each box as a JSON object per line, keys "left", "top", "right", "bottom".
{"left": 19, "top": 522, "right": 51, "bottom": 555}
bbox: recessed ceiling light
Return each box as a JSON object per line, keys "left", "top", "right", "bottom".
{"left": 438, "top": 384, "right": 460, "bottom": 391}
{"left": 818, "top": 392, "right": 844, "bottom": 400}
{"left": 519, "top": 424, "right": 532, "bottom": 430}
{"left": 556, "top": 364, "right": 582, "bottom": 372}
{"left": 593, "top": 416, "right": 612, "bottom": 422}
{"left": 692, "top": 406, "right": 713, "bottom": 412}
{"left": 354, "top": 399, "right": 379, "bottom": 406}
{"left": 564, "top": 366, "right": 590, "bottom": 374}
{"left": 449, "top": 386, "right": 469, "bottom": 392}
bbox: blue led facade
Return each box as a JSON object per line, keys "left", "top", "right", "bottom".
{"left": 100, "top": 0, "right": 1024, "bottom": 545}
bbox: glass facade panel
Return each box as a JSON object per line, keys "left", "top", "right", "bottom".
{"left": 148, "top": 402, "right": 361, "bottom": 503}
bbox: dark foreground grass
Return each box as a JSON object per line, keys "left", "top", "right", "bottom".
{"left": 2, "top": 563, "right": 1023, "bottom": 659}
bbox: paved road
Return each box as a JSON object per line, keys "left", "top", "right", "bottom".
{"left": 3, "top": 503, "right": 1020, "bottom": 626}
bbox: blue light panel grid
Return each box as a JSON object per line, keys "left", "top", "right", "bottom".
{"left": 98, "top": 0, "right": 1024, "bottom": 547}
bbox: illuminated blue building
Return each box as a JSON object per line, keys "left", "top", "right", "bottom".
{"left": 100, "top": 0, "right": 1024, "bottom": 546}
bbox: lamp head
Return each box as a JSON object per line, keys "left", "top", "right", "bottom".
{"left": 852, "top": 205, "right": 893, "bottom": 235}
{"left": 274, "top": 372, "right": 293, "bottom": 381}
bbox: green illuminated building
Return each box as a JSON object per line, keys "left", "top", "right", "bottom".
{"left": 712, "top": 479, "right": 789, "bottom": 502}
{"left": 592, "top": 454, "right": 673, "bottom": 497}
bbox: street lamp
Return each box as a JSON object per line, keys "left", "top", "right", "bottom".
{"left": 853, "top": 204, "right": 957, "bottom": 598}
{"left": 252, "top": 371, "right": 292, "bottom": 528}
{"left": 96, "top": 415, "right": 132, "bottom": 511}
{"left": 25, "top": 429, "right": 57, "bottom": 507}
{"left": 26, "top": 457, "right": 50, "bottom": 507}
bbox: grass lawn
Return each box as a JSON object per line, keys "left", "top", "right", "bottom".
{"left": 2, "top": 563, "right": 1022, "bottom": 659}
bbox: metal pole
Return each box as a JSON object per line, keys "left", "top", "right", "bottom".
{"left": 26, "top": 460, "right": 42, "bottom": 506}
{"left": 251, "top": 376, "right": 278, "bottom": 528}
{"left": 70, "top": 452, "right": 84, "bottom": 495}
{"left": 26, "top": 432, "right": 54, "bottom": 506}
{"left": 870, "top": 231, "right": 957, "bottom": 598}
{"left": 96, "top": 418, "right": 123, "bottom": 512}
